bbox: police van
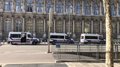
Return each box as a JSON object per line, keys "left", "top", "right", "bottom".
{"left": 7, "top": 32, "right": 40, "bottom": 45}
{"left": 49, "top": 33, "right": 74, "bottom": 44}
{"left": 80, "top": 33, "right": 105, "bottom": 44}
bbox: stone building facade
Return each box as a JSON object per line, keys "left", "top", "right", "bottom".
{"left": 0, "top": 0, "right": 120, "bottom": 40}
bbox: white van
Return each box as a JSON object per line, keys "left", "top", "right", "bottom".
{"left": 7, "top": 32, "right": 40, "bottom": 45}
{"left": 80, "top": 33, "right": 105, "bottom": 44}
{"left": 49, "top": 33, "right": 74, "bottom": 44}
{"left": 50, "top": 33, "right": 68, "bottom": 42}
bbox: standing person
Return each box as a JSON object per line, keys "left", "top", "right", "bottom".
{"left": 21, "top": 33, "right": 26, "bottom": 43}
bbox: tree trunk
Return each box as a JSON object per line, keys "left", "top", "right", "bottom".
{"left": 104, "top": 0, "right": 114, "bottom": 67}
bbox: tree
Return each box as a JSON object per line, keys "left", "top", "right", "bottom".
{"left": 103, "top": 0, "right": 114, "bottom": 67}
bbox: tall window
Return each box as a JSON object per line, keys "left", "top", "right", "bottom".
{"left": 15, "top": 20, "right": 22, "bottom": 32}
{"left": 101, "top": 2, "right": 105, "bottom": 15}
{"left": 4, "top": 0, "right": 12, "bottom": 11}
{"left": 26, "top": 0, "right": 33, "bottom": 12}
{"left": 4, "top": 19, "right": 12, "bottom": 33}
{"left": 111, "top": 0, "right": 115, "bottom": 16}
{"left": 84, "top": 0, "right": 90, "bottom": 15}
{"left": 55, "top": 0, "right": 63, "bottom": 14}
{"left": 75, "top": 1, "right": 81, "bottom": 15}
{"left": 118, "top": 1, "right": 120, "bottom": 15}
{"left": 65, "top": 0, "right": 73, "bottom": 14}
{"left": 36, "top": 0, "right": 44, "bottom": 13}
{"left": 46, "top": 0, "right": 52, "bottom": 13}
{"left": 93, "top": 1, "right": 99, "bottom": 15}
{"left": 16, "top": 0, "right": 22, "bottom": 12}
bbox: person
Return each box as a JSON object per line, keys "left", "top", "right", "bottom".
{"left": 21, "top": 33, "right": 26, "bottom": 43}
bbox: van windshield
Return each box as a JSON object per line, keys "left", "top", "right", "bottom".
{"left": 10, "top": 34, "right": 21, "bottom": 38}
{"left": 85, "top": 36, "right": 98, "bottom": 39}
{"left": 50, "top": 35, "right": 64, "bottom": 39}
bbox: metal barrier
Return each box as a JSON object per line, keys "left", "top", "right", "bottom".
{"left": 52, "top": 42, "right": 120, "bottom": 62}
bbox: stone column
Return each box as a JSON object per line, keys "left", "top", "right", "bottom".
{"left": 0, "top": 14, "right": 3, "bottom": 40}
{"left": 43, "top": 19, "right": 46, "bottom": 33}
{"left": 1, "top": 14, "right": 5, "bottom": 40}
{"left": 82, "top": 0, "right": 84, "bottom": 15}
{"left": 91, "top": 0, "right": 93, "bottom": 15}
{"left": 11, "top": 15, "right": 14, "bottom": 31}
{"left": 33, "top": 16, "right": 36, "bottom": 34}
{"left": 72, "top": 20, "right": 76, "bottom": 38}
{"left": 100, "top": 20, "right": 103, "bottom": 34}
{"left": 100, "top": 1, "right": 102, "bottom": 15}
{"left": 63, "top": 0, "right": 66, "bottom": 14}
{"left": 72, "top": 20, "right": 75, "bottom": 34}
{"left": 53, "top": 20, "right": 55, "bottom": 33}
{"left": 22, "top": 0, "right": 25, "bottom": 12}
{"left": 12, "top": 0, "right": 15, "bottom": 12}
{"left": 63, "top": 19, "right": 65, "bottom": 33}
{"left": 116, "top": 2, "right": 119, "bottom": 16}
{"left": 117, "top": 21, "right": 119, "bottom": 34}
{"left": 22, "top": 16, "right": 25, "bottom": 32}
{"left": 82, "top": 20, "right": 84, "bottom": 33}
{"left": 53, "top": 0, "right": 56, "bottom": 14}
{"left": 91, "top": 20, "right": 93, "bottom": 33}
{"left": 33, "top": 0, "right": 36, "bottom": 13}
{"left": 80, "top": 0, "right": 82, "bottom": 15}
{"left": 73, "top": 0, "right": 75, "bottom": 15}
{"left": 44, "top": 0, "right": 46, "bottom": 14}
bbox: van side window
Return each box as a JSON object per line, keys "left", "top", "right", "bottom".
{"left": 10, "top": 34, "right": 21, "bottom": 38}
{"left": 85, "top": 36, "right": 98, "bottom": 39}
{"left": 50, "top": 35, "right": 64, "bottom": 39}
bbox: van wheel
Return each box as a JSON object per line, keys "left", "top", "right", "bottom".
{"left": 11, "top": 42, "right": 14, "bottom": 45}
{"left": 32, "top": 41, "right": 37, "bottom": 45}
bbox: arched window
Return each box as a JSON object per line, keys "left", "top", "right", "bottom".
{"left": 36, "top": 0, "right": 44, "bottom": 13}
{"left": 4, "top": 0, "right": 12, "bottom": 11}
{"left": 84, "top": 0, "right": 90, "bottom": 15}
{"left": 16, "top": 0, "right": 22, "bottom": 12}
{"left": 55, "top": 0, "right": 63, "bottom": 14}
{"left": 26, "top": 0, "right": 33, "bottom": 12}
{"left": 93, "top": 0, "right": 99, "bottom": 15}
{"left": 46, "top": 0, "right": 52, "bottom": 13}
{"left": 65, "top": 0, "right": 73, "bottom": 14}
{"left": 15, "top": 19, "right": 22, "bottom": 32}
{"left": 75, "top": 0, "right": 81, "bottom": 15}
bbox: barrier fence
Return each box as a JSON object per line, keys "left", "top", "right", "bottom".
{"left": 52, "top": 42, "right": 120, "bottom": 62}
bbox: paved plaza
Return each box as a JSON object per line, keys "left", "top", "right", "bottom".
{"left": 0, "top": 44, "right": 120, "bottom": 67}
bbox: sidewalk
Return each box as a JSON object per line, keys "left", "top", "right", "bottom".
{"left": 65, "top": 62, "right": 120, "bottom": 67}
{"left": 2, "top": 63, "right": 120, "bottom": 67}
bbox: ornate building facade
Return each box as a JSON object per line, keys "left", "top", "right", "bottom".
{"left": 0, "top": 0, "right": 120, "bottom": 40}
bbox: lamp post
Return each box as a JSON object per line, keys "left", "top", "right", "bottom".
{"left": 67, "top": 6, "right": 73, "bottom": 37}
{"left": 48, "top": 8, "right": 53, "bottom": 53}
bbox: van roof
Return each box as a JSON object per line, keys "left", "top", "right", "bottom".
{"left": 50, "top": 33, "right": 67, "bottom": 36}
{"left": 81, "top": 33, "right": 101, "bottom": 36}
{"left": 9, "top": 32, "right": 31, "bottom": 34}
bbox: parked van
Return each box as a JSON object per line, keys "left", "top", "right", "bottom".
{"left": 7, "top": 32, "right": 40, "bottom": 45}
{"left": 49, "top": 33, "right": 74, "bottom": 44}
{"left": 80, "top": 33, "right": 105, "bottom": 44}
